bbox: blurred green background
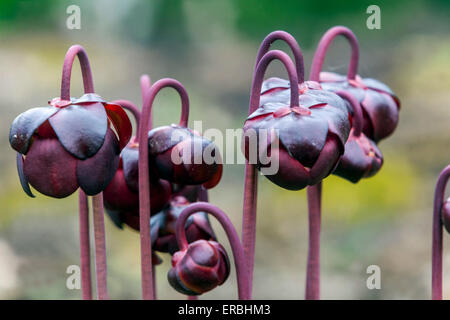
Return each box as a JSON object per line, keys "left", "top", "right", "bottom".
{"left": 0, "top": 0, "right": 449, "bottom": 299}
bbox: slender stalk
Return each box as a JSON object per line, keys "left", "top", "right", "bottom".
{"left": 309, "top": 26, "right": 359, "bottom": 81}
{"left": 305, "top": 182, "right": 322, "bottom": 300}
{"left": 78, "top": 190, "right": 92, "bottom": 300}
{"left": 177, "top": 202, "right": 251, "bottom": 300}
{"left": 242, "top": 50, "right": 299, "bottom": 292}
{"left": 304, "top": 27, "right": 360, "bottom": 299}
{"left": 92, "top": 193, "right": 109, "bottom": 300}
{"left": 432, "top": 165, "right": 450, "bottom": 300}
{"left": 139, "top": 78, "right": 189, "bottom": 299}
{"left": 60, "top": 45, "right": 96, "bottom": 300}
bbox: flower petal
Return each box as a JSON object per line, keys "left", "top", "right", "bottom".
{"left": 16, "top": 153, "right": 35, "bottom": 198}
{"left": 148, "top": 125, "right": 192, "bottom": 155}
{"left": 23, "top": 138, "right": 79, "bottom": 198}
{"left": 121, "top": 145, "right": 139, "bottom": 192}
{"left": 49, "top": 102, "right": 108, "bottom": 159}
{"left": 9, "top": 106, "right": 59, "bottom": 154}
{"left": 76, "top": 128, "right": 120, "bottom": 195}
{"left": 105, "top": 103, "right": 132, "bottom": 150}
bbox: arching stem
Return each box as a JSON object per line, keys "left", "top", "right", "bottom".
{"left": 432, "top": 165, "right": 450, "bottom": 300}
{"left": 177, "top": 202, "right": 251, "bottom": 300}
{"left": 305, "top": 182, "right": 322, "bottom": 300}
{"left": 139, "top": 78, "right": 190, "bottom": 299}
{"left": 243, "top": 50, "right": 299, "bottom": 292}
{"left": 60, "top": 44, "right": 97, "bottom": 300}
{"left": 310, "top": 26, "right": 359, "bottom": 82}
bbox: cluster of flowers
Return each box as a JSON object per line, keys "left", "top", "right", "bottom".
{"left": 8, "top": 25, "right": 401, "bottom": 300}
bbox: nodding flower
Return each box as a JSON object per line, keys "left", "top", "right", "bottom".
{"left": 310, "top": 26, "right": 400, "bottom": 142}
{"left": 332, "top": 91, "right": 383, "bottom": 183}
{"left": 168, "top": 202, "right": 250, "bottom": 299}
{"left": 243, "top": 39, "right": 351, "bottom": 190}
{"left": 10, "top": 46, "right": 131, "bottom": 199}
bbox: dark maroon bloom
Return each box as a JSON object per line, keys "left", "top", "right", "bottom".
{"left": 168, "top": 239, "right": 230, "bottom": 295}
{"left": 10, "top": 94, "right": 132, "bottom": 198}
{"left": 332, "top": 91, "right": 383, "bottom": 183}
{"left": 310, "top": 26, "right": 400, "bottom": 142}
{"left": 151, "top": 196, "right": 216, "bottom": 254}
{"left": 171, "top": 184, "right": 201, "bottom": 202}
{"left": 148, "top": 125, "right": 223, "bottom": 188}
{"left": 243, "top": 50, "right": 351, "bottom": 190}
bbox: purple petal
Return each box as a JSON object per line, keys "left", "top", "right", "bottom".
{"left": 148, "top": 125, "right": 192, "bottom": 155}
{"left": 9, "top": 106, "right": 59, "bottom": 154}
{"left": 105, "top": 103, "right": 132, "bottom": 150}
{"left": 49, "top": 102, "right": 107, "bottom": 159}
{"left": 16, "top": 153, "right": 35, "bottom": 198}
{"left": 23, "top": 138, "right": 79, "bottom": 198}
{"left": 121, "top": 145, "right": 139, "bottom": 192}
{"left": 76, "top": 128, "right": 120, "bottom": 195}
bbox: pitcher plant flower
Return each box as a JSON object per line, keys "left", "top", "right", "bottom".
{"left": 431, "top": 165, "right": 450, "bottom": 300}
{"left": 9, "top": 45, "right": 132, "bottom": 300}
{"left": 139, "top": 78, "right": 223, "bottom": 299}
{"left": 310, "top": 26, "right": 400, "bottom": 142}
{"left": 332, "top": 91, "right": 383, "bottom": 183}
{"left": 169, "top": 202, "right": 249, "bottom": 299}
{"left": 241, "top": 31, "right": 351, "bottom": 299}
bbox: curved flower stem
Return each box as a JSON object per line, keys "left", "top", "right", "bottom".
{"left": 309, "top": 26, "right": 359, "bottom": 82}
{"left": 177, "top": 202, "right": 251, "bottom": 300}
{"left": 242, "top": 50, "right": 299, "bottom": 292}
{"left": 60, "top": 45, "right": 95, "bottom": 100}
{"left": 140, "top": 74, "right": 152, "bottom": 130}
{"left": 92, "top": 193, "right": 109, "bottom": 300}
{"left": 432, "top": 165, "right": 450, "bottom": 300}
{"left": 60, "top": 44, "right": 97, "bottom": 300}
{"left": 336, "top": 91, "right": 363, "bottom": 137}
{"left": 255, "top": 30, "right": 304, "bottom": 83}
{"left": 139, "top": 78, "right": 190, "bottom": 299}
{"left": 78, "top": 190, "right": 92, "bottom": 300}
{"left": 305, "top": 182, "right": 322, "bottom": 300}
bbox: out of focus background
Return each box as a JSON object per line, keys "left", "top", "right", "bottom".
{"left": 0, "top": 0, "right": 449, "bottom": 299}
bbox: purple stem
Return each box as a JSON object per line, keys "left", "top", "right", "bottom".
{"left": 432, "top": 165, "right": 450, "bottom": 300}
{"left": 92, "top": 193, "right": 109, "bottom": 299}
{"left": 305, "top": 182, "right": 322, "bottom": 300}
{"left": 176, "top": 202, "right": 251, "bottom": 300}
{"left": 60, "top": 45, "right": 97, "bottom": 300}
{"left": 139, "top": 78, "right": 190, "bottom": 299}
{"left": 242, "top": 50, "right": 299, "bottom": 291}
{"left": 140, "top": 74, "right": 153, "bottom": 129}
{"left": 309, "top": 26, "right": 359, "bottom": 82}
{"left": 255, "top": 30, "right": 304, "bottom": 83}
{"left": 336, "top": 91, "right": 363, "bottom": 137}
{"left": 78, "top": 190, "right": 92, "bottom": 300}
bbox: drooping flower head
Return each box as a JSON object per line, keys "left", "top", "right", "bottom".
{"left": 332, "top": 91, "right": 383, "bottom": 183}
{"left": 147, "top": 79, "right": 222, "bottom": 189}
{"left": 243, "top": 33, "right": 351, "bottom": 190}
{"left": 310, "top": 26, "right": 400, "bottom": 142}
{"left": 10, "top": 45, "right": 131, "bottom": 198}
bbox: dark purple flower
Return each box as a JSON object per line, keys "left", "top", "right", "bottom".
{"left": 168, "top": 239, "right": 230, "bottom": 295}
{"left": 151, "top": 196, "right": 216, "bottom": 254}
{"left": 332, "top": 91, "right": 383, "bottom": 183}
{"left": 243, "top": 51, "right": 351, "bottom": 190}
{"left": 309, "top": 26, "right": 400, "bottom": 142}
{"left": 10, "top": 94, "right": 132, "bottom": 198}
{"left": 148, "top": 125, "right": 223, "bottom": 188}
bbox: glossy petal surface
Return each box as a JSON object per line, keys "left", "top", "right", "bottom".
{"left": 9, "top": 106, "right": 59, "bottom": 154}
{"left": 105, "top": 103, "right": 132, "bottom": 150}
{"left": 76, "top": 128, "right": 120, "bottom": 195}
{"left": 23, "top": 138, "right": 78, "bottom": 198}
{"left": 49, "top": 102, "right": 108, "bottom": 159}
{"left": 16, "top": 153, "right": 35, "bottom": 197}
